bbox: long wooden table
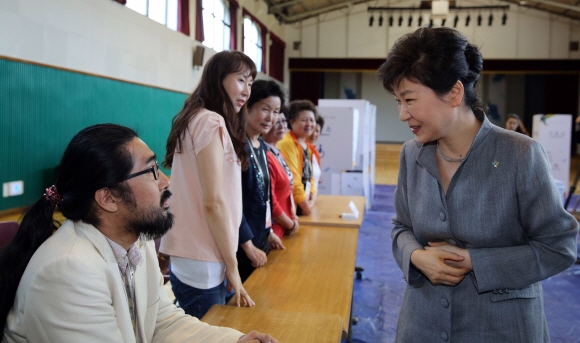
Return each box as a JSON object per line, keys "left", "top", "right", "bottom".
{"left": 299, "top": 195, "right": 365, "bottom": 228}
{"left": 202, "top": 306, "right": 343, "bottom": 343}
{"left": 202, "top": 224, "right": 359, "bottom": 339}
{"left": 201, "top": 195, "right": 364, "bottom": 341}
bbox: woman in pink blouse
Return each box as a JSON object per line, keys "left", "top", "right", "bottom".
{"left": 160, "top": 51, "right": 255, "bottom": 319}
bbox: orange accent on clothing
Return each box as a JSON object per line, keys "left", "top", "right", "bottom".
{"left": 267, "top": 151, "right": 293, "bottom": 238}
{"left": 277, "top": 131, "right": 316, "bottom": 204}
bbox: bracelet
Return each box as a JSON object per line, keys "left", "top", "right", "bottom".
{"left": 289, "top": 220, "right": 296, "bottom": 230}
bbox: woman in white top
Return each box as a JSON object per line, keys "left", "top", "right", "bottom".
{"left": 160, "top": 51, "right": 255, "bottom": 319}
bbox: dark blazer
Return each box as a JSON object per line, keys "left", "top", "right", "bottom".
{"left": 239, "top": 138, "right": 272, "bottom": 251}
{"left": 392, "top": 116, "right": 578, "bottom": 343}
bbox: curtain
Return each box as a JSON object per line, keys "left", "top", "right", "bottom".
{"left": 269, "top": 32, "right": 285, "bottom": 82}
{"left": 195, "top": 0, "right": 204, "bottom": 42}
{"left": 177, "top": 0, "right": 190, "bottom": 36}
{"left": 229, "top": 0, "right": 238, "bottom": 50}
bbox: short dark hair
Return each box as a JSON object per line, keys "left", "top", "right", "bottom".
{"left": 315, "top": 114, "right": 325, "bottom": 131}
{"left": 287, "top": 100, "right": 318, "bottom": 124}
{"left": 0, "top": 124, "right": 138, "bottom": 332}
{"left": 377, "top": 27, "right": 486, "bottom": 121}
{"left": 247, "top": 80, "right": 286, "bottom": 109}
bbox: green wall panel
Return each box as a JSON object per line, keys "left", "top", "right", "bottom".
{"left": 0, "top": 58, "right": 188, "bottom": 212}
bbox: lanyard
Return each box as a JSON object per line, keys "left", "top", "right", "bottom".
{"left": 247, "top": 138, "right": 270, "bottom": 201}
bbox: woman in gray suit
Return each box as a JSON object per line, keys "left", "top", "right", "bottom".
{"left": 379, "top": 27, "right": 578, "bottom": 342}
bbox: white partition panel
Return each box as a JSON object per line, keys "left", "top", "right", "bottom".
{"left": 318, "top": 99, "right": 375, "bottom": 209}
{"left": 369, "top": 105, "right": 377, "bottom": 205}
{"left": 315, "top": 107, "right": 359, "bottom": 195}
{"left": 532, "top": 114, "right": 572, "bottom": 189}
{"left": 318, "top": 99, "right": 370, "bottom": 169}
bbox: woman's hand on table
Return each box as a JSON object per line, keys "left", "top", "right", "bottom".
{"left": 410, "top": 248, "right": 471, "bottom": 286}
{"left": 238, "top": 331, "right": 280, "bottom": 343}
{"left": 242, "top": 240, "right": 268, "bottom": 268}
{"left": 268, "top": 231, "right": 286, "bottom": 250}
{"left": 225, "top": 268, "right": 255, "bottom": 307}
{"left": 297, "top": 199, "right": 312, "bottom": 215}
{"left": 425, "top": 241, "right": 473, "bottom": 270}
{"left": 287, "top": 218, "right": 299, "bottom": 235}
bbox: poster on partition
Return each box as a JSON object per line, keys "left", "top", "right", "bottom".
{"left": 532, "top": 114, "right": 572, "bottom": 191}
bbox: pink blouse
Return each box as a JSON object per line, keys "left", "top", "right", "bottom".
{"left": 160, "top": 109, "right": 242, "bottom": 263}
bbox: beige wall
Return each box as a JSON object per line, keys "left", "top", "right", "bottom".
{"left": 286, "top": 0, "right": 580, "bottom": 60}
{"left": 0, "top": 0, "right": 288, "bottom": 93}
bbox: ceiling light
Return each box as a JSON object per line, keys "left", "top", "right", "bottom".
{"left": 454, "top": 14, "right": 459, "bottom": 27}
{"left": 465, "top": 14, "right": 471, "bottom": 26}
{"left": 369, "top": 15, "right": 374, "bottom": 26}
{"left": 488, "top": 13, "right": 493, "bottom": 26}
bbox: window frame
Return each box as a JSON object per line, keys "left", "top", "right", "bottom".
{"left": 201, "top": 0, "right": 232, "bottom": 52}
{"left": 124, "top": 0, "right": 179, "bottom": 31}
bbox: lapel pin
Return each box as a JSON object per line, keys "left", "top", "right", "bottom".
{"left": 492, "top": 160, "right": 499, "bottom": 168}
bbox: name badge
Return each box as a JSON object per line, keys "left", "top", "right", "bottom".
{"left": 265, "top": 200, "right": 272, "bottom": 228}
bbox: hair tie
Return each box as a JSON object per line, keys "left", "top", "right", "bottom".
{"left": 44, "top": 185, "right": 64, "bottom": 206}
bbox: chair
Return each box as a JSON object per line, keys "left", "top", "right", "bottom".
{"left": 0, "top": 221, "right": 19, "bottom": 252}
{"left": 154, "top": 238, "right": 171, "bottom": 284}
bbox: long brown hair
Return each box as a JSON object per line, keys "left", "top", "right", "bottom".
{"left": 164, "top": 51, "right": 257, "bottom": 170}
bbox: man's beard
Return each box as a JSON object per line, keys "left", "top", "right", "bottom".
{"left": 125, "top": 189, "right": 174, "bottom": 241}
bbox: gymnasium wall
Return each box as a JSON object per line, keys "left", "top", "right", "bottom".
{"left": 0, "top": 0, "right": 288, "bottom": 212}
{"left": 0, "top": 58, "right": 187, "bottom": 211}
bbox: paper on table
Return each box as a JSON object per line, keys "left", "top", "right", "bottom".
{"left": 341, "top": 201, "right": 359, "bottom": 220}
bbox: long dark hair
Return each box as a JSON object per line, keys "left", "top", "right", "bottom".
{"left": 377, "top": 27, "right": 486, "bottom": 121}
{"left": 164, "top": 51, "right": 257, "bottom": 170}
{"left": 0, "top": 124, "right": 137, "bottom": 332}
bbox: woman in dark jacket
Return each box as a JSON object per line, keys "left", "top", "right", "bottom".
{"left": 237, "top": 80, "right": 286, "bottom": 282}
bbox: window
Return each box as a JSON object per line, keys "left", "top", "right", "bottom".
{"left": 202, "top": 0, "right": 231, "bottom": 52}
{"left": 126, "top": 0, "right": 178, "bottom": 30}
{"left": 243, "top": 17, "right": 262, "bottom": 72}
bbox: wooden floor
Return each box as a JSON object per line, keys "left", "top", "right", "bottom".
{"left": 375, "top": 143, "right": 580, "bottom": 194}
{"left": 2, "top": 143, "right": 580, "bottom": 223}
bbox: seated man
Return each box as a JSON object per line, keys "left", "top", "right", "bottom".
{"left": 0, "top": 124, "right": 277, "bottom": 343}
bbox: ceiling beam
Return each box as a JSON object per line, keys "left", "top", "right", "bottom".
{"left": 270, "top": 0, "right": 303, "bottom": 13}
{"left": 527, "top": 0, "right": 580, "bottom": 12}
{"left": 277, "top": 0, "right": 373, "bottom": 23}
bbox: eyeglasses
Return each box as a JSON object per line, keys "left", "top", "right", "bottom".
{"left": 274, "top": 119, "right": 288, "bottom": 128}
{"left": 120, "top": 161, "right": 159, "bottom": 182}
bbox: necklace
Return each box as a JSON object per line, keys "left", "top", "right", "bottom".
{"left": 437, "top": 142, "right": 465, "bottom": 163}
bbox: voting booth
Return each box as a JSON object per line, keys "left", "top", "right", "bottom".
{"left": 314, "top": 106, "right": 359, "bottom": 195}
{"left": 532, "top": 114, "right": 572, "bottom": 201}
{"left": 317, "top": 99, "right": 376, "bottom": 209}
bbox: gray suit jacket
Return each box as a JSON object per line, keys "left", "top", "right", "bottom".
{"left": 392, "top": 117, "right": 578, "bottom": 343}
